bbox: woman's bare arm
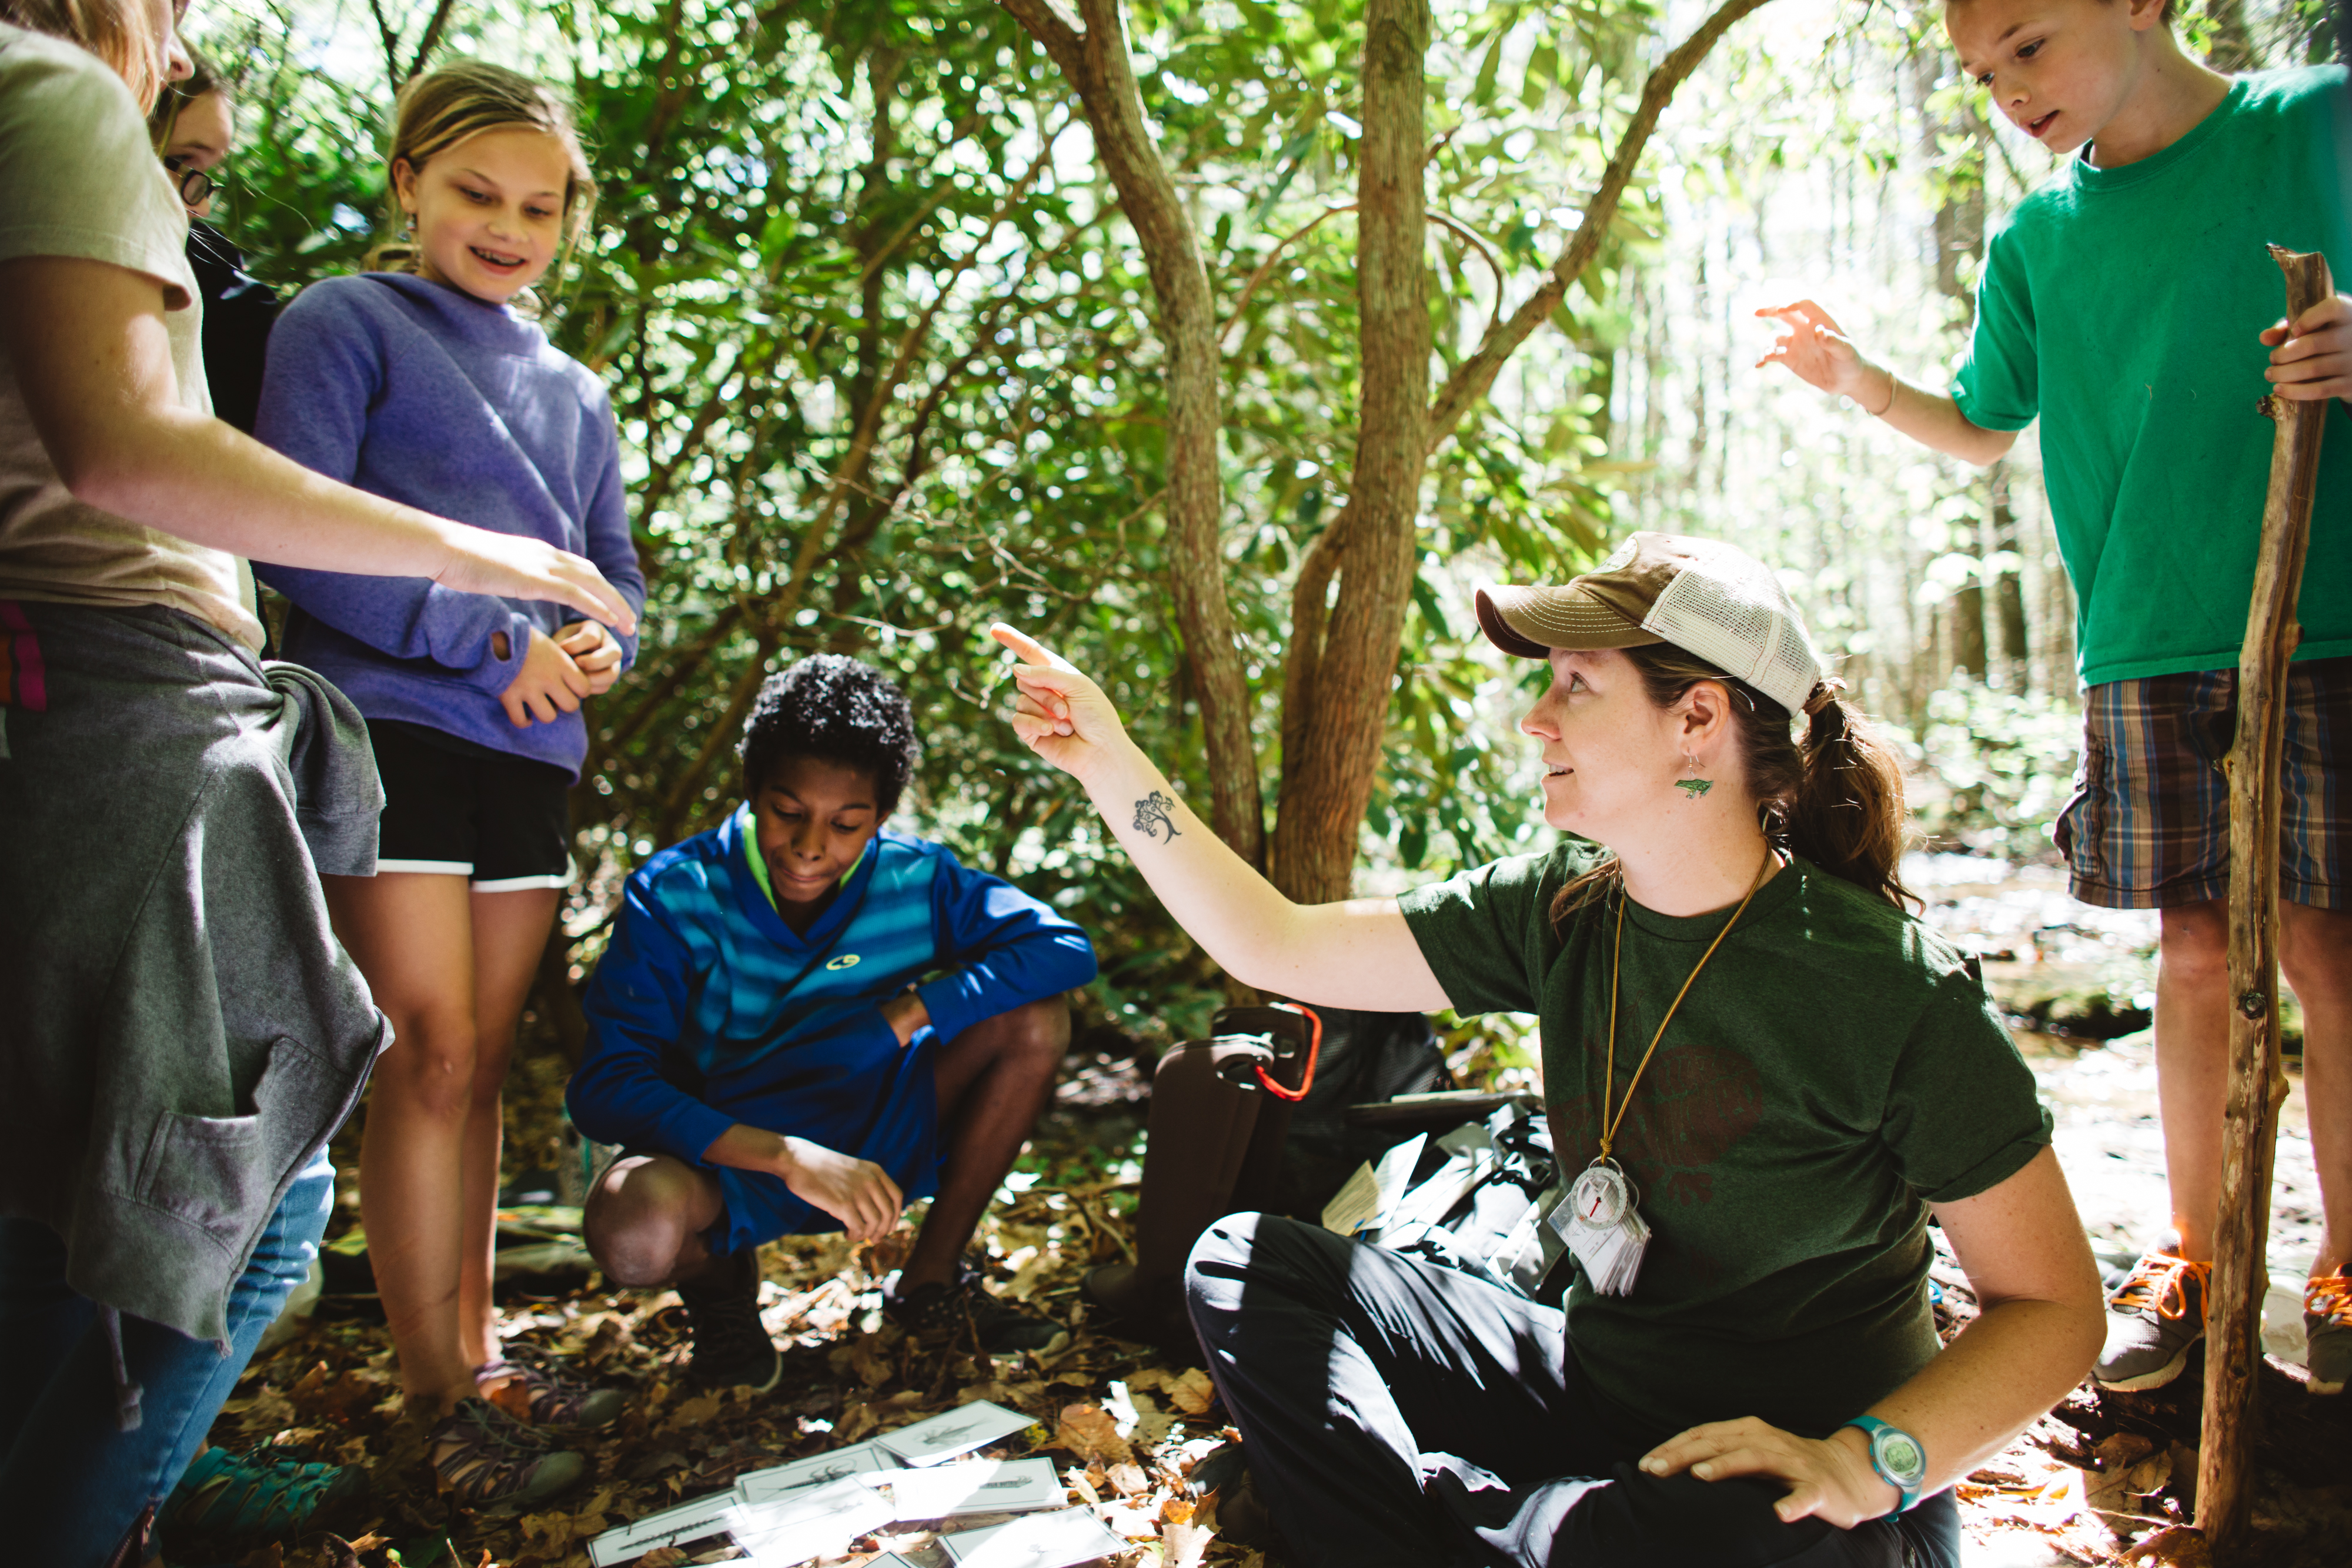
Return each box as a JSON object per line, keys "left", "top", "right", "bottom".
{"left": 991, "top": 623, "right": 1447, "bottom": 1012}
{"left": 1639, "top": 1146, "right": 2104, "bottom": 1525}
{"left": 0, "top": 255, "right": 635, "bottom": 631}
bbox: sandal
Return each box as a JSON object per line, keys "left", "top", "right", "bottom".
{"left": 428, "top": 1396, "right": 584, "bottom": 1514}
{"left": 479, "top": 1343, "right": 629, "bottom": 1429}
{"left": 161, "top": 1444, "right": 366, "bottom": 1542}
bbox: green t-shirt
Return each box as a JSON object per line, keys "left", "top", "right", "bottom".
{"left": 1951, "top": 66, "right": 2352, "bottom": 688}
{"left": 1398, "top": 847, "right": 2051, "bottom": 1444}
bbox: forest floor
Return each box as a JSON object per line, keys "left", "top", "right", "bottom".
{"left": 190, "top": 855, "right": 2350, "bottom": 1568}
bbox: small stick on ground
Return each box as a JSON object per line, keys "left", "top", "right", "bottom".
{"left": 2196, "top": 242, "right": 2334, "bottom": 1555}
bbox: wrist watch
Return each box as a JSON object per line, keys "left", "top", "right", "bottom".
{"left": 1840, "top": 1415, "right": 1927, "bottom": 1512}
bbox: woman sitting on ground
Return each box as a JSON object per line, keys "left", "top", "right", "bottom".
{"left": 992, "top": 533, "right": 2104, "bottom": 1568}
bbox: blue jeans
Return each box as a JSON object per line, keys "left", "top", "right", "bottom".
{"left": 0, "top": 1151, "right": 335, "bottom": 1567}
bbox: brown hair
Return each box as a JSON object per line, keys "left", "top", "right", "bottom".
{"left": 1, "top": 0, "right": 169, "bottom": 111}
{"left": 1947, "top": 0, "right": 2177, "bottom": 21}
{"left": 1551, "top": 643, "right": 1917, "bottom": 924}
{"left": 371, "top": 59, "right": 596, "bottom": 278}
{"left": 146, "top": 43, "right": 225, "bottom": 148}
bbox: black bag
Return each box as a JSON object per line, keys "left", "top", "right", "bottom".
{"left": 1080, "top": 1004, "right": 1321, "bottom": 1350}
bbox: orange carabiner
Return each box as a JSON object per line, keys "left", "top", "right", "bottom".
{"left": 1252, "top": 1001, "right": 1322, "bottom": 1102}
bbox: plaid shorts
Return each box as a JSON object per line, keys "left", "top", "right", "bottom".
{"left": 2056, "top": 656, "right": 2350, "bottom": 911}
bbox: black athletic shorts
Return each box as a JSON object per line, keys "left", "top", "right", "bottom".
{"left": 369, "top": 718, "right": 574, "bottom": 891}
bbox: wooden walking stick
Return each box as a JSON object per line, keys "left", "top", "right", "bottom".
{"left": 2195, "top": 244, "right": 2333, "bottom": 1556}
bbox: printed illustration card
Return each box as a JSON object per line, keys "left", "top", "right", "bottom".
{"left": 724, "top": 1476, "right": 895, "bottom": 1565}
{"left": 734, "top": 1439, "right": 898, "bottom": 1502}
{"left": 883, "top": 1456, "right": 1063, "bottom": 1520}
{"left": 585, "top": 1487, "right": 737, "bottom": 1566}
{"left": 941, "top": 1507, "right": 1129, "bottom": 1567}
{"left": 874, "top": 1399, "right": 1036, "bottom": 1466}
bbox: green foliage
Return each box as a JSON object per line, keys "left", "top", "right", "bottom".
{"left": 1912, "top": 677, "right": 2081, "bottom": 860}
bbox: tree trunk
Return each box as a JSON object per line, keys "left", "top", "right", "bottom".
{"left": 1000, "top": 0, "right": 1264, "bottom": 870}
{"left": 1268, "top": 0, "right": 1430, "bottom": 904}
{"left": 1990, "top": 463, "right": 2029, "bottom": 673}
{"left": 2203, "top": 0, "right": 2260, "bottom": 72}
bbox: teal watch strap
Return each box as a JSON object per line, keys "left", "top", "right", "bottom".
{"left": 1840, "top": 1415, "right": 1926, "bottom": 1513}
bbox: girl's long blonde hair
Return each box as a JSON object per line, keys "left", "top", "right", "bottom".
{"left": 370, "top": 59, "right": 596, "bottom": 282}
{"left": 2, "top": 0, "right": 172, "bottom": 111}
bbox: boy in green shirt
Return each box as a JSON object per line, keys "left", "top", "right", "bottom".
{"left": 1758, "top": 0, "right": 2352, "bottom": 1396}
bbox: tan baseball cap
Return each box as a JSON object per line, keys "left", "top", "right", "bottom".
{"left": 1475, "top": 532, "right": 1828, "bottom": 717}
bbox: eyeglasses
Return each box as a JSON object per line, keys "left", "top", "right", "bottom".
{"left": 161, "top": 155, "right": 216, "bottom": 209}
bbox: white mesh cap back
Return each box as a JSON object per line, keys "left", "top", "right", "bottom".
{"left": 1639, "top": 547, "right": 1825, "bottom": 717}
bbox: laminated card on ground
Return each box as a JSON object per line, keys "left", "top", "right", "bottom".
{"left": 734, "top": 1439, "right": 898, "bottom": 1502}
{"left": 586, "top": 1487, "right": 739, "bottom": 1567}
{"left": 874, "top": 1399, "right": 1035, "bottom": 1466}
{"left": 724, "top": 1475, "right": 896, "bottom": 1565}
{"left": 942, "top": 1507, "right": 1129, "bottom": 1567}
{"left": 883, "top": 1456, "right": 1063, "bottom": 1520}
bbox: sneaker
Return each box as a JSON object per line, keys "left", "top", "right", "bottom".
{"left": 886, "top": 1263, "right": 1070, "bottom": 1357}
{"left": 678, "top": 1245, "right": 781, "bottom": 1393}
{"left": 480, "top": 1343, "right": 629, "bottom": 1429}
{"left": 161, "top": 1445, "right": 365, "bottom": 1543}
{"left": 2303, "top": 1270, "right": 2352, "bottom": 1396}
{"left": 2094, "top": 1250, "right": 2210, "bottom": 1392}
{"left": 428, "top": 1396, "right": 584, "bottom": 1514}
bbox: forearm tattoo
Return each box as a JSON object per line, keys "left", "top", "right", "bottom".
{"left": 1131, "top": 790, "right": 1181, "bottom": 842}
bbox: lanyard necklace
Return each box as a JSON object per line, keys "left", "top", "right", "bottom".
{"left": 1574, "top": 845, "right": 1775, "bottom": 1226}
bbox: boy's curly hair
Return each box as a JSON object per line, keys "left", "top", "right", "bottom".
{"left": 738, "top": 655, "right": 920, "bottom": 813}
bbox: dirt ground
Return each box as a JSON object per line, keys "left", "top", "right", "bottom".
{"left": 188, "top": 855, "right": 2349, "bottom": 1568}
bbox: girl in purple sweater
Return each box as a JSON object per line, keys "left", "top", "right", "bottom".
{"left": 254, "top": 61, "right": 646, "bottom": 1511}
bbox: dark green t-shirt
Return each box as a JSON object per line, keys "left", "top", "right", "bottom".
{"left": 1951, "top": 66, "right": 2352, "bottom": 687}
{"left": 1398, "top": 847, "right": 2051, "bottom": 1444}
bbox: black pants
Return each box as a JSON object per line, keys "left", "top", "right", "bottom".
{"left": 1184, "top": 1213, "right": 1960, "bottom": 1568}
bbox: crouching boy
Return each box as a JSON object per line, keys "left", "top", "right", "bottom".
{"left": 567, "top": 656, "right": 1097, "bottom": 1379}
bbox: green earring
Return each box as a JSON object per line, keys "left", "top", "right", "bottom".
{"left": 1676, "top": 755, "right": 1712, "bottom": 799}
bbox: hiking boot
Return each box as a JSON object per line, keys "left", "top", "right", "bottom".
{"left": 679, "top": 1245, "right": 781, "bottom": 1392}
{"left": 427, "top": 1397, "right": 584, "bottom": 1514}
{"left": 886, "top": 1263, "right": 1070, "bottom": 1356}
{"left": 160, "top": 1445, "right": 366, "bottom": 1544}
{"left": 1188, "top": 1441, "right": 1277, "bottom": 1549}
{"left": 2303, "top": 1270, "right": 2352, "bottom": 1396}
{"left": 2094, "top": 1250, "right": 2210, "bottom": 1392}
{"left": 479, "top": 1343, "right": 629, "bottom": 1429}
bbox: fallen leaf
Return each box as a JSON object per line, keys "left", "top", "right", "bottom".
{"left": 1165, "top": 1369, "right": 1215, "bottom": 1417}
{"left": 2122, "top": 1524, "right": 2211, "bottom": 1567}
{"left": 1057, "top": 1400, "right": 1135, "bottom": 1466}
{"left": 1106, "top": 1461, "right": 1149, "bottom": 1496}
{"left": 1161, "top": 1517, "right": 1214, "bottom": 1568}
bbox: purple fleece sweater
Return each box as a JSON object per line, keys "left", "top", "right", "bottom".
{"left": 253, "top": 273, "right": 646, "bottom": 777}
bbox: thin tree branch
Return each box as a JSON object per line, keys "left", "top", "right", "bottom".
{"left": 1425, "top": 0, "right": 1777, "bottom": 453}
{"left": 1218, "top": 204, "right": 1357, "bottom": 345}
{"left": 404, "top": 0, "right": 458, "bottom": 81}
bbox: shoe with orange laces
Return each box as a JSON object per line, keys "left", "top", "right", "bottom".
{"left": 2094, "top": 1250, "right": 2211, "bottom": 1392}
{"left": 2303, "top": 1270, "right": 2351, "bottom": 1396}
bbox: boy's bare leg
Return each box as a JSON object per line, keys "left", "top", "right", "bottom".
{"left": 2280, "top": 900, "right": 2352, "bottom": 1276}
{"left": 2154, "top": 900, "right": 2231, "bottom": 1262}
{"left": 901, "top": 997, "right": 1071, "bottom": 1289}
{"left": 2155, "top": 898, "right": 2352, "bottom": 1273}
{"left": 584, "top": 1154, "right": 729, "bottom": 1287}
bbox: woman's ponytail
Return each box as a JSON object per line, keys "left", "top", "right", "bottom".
{"left": 1784, "top": 683, "right": 1915, "bottom": 911}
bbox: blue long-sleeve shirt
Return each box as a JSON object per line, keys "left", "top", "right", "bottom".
{"left": 252, "top": 272, "right": 646, "bottom": 778}
{"left": 569, "top": 807, "right": 1097, "bottom": 1172}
